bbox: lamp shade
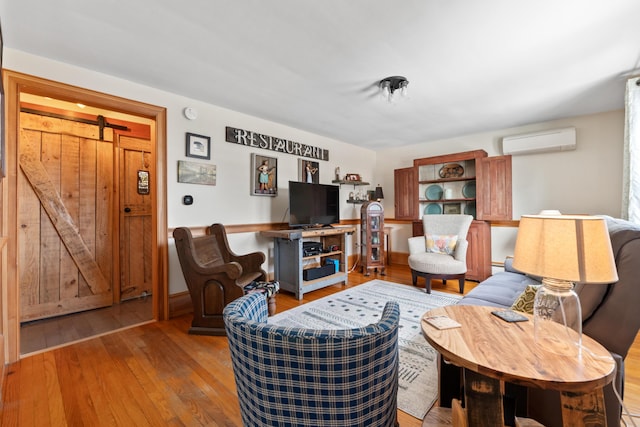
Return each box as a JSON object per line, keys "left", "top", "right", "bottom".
{"left": 513, "top": 214, "right": 618, "bottom": 284}
{"left": 374, "top": 185, "right": 384, "bottom": 201}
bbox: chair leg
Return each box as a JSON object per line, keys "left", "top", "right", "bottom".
{"left": 267, "top": 296, "right": 277, "bottom": 316}
{"left": 411, "top": 269, "right": 418, "bottom": 286}
{"left": 425, "top": 277, "right": 432, "bottom": 294}
{"left": 458, "top": 277, "right": 465, "bottom": 294}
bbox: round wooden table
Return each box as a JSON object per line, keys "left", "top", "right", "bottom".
{"left": 422, "top": 305, "right": 616, "bottom": 426}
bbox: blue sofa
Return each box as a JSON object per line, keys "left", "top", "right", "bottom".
{"left": 440, "top": 215, "right": 640, "bottom": 427}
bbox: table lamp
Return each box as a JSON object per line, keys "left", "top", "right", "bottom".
{"left": 512, "top": 213, "right": 618, "bottom": 356}
{"left": 374, "top": 185, "right": 384, "bottom": 201}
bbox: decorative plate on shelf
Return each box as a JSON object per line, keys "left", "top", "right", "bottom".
{"left": 425, "top": 184, "right": 443, "bottom": 200}
{"left": 424, "top": 203, "right": 442, "bottom": 215}
{"left": 438, "top": 163, "right": 464, "bottom": 178}
{"left": 462, "top": 181, "right": 476, "bottom": 198}
{"left": 464, "top": 202, "right": 476, "bottom": 218}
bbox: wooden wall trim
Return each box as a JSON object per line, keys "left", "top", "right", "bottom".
{"left": 168, "top": 291, "right": 193, "bottom": 319}
{"left": 380, "top": 218, "right": 520, "bottom": 227}
{"left": 489, "top": 220, "right": 520, "bottom": 227}
{"left": 168, "top": 219, "right": 362, "bottom": 238}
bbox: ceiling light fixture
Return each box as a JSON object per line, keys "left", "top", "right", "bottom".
{"left": 379, "top": 76, "right": 409, "bottom": 102}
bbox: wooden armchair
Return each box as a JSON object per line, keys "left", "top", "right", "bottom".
{"left": 173, "top": 223, "right": 267, "bottom": 335}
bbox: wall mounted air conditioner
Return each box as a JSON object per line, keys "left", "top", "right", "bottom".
{"left": 502, "top": 127, "right": 576, "bottom": 155}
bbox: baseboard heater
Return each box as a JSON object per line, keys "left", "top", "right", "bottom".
{"left": 502, "top": 127, "right": 576, "bottom": 155}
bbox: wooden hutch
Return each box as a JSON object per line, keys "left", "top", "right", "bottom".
{"left": 395, "top": 149, "right": 512, "bottom": 281}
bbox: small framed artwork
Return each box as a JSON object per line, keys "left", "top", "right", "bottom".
{"left": 177, "top": 160, "right": 217, "bottom": 186}
{"left": 185, "top": 132, "right": 211, "bottom": 160}
{"left": 443, "top": 203, "right": 462, "bottom": 215}
{"left": 298, "top": 158, "right": 319, "bottom": 184}
{"left": 345, "top": 173, "right": 361, "bottom": 181}
{"left": 251, "top": 153, "right": 277, "bottom": 196}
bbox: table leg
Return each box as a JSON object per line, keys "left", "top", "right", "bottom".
{"left": 463, "top": 369, "right": 505, "bottom": 427}
{"left": 384, "top": 226, "right": 391, "bottom": 264}
{"left": 560, "top": 388, "right": 607, "bottom": 426}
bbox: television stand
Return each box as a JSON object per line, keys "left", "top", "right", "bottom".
{"left": 260, "top": 226, "right": 356, "bottom": 299}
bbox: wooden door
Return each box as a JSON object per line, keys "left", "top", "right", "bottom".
{"left": 18, "top": 112, "right": 114, "bottom": 321}
{"left": 476, "top": 155, "right": 512, "bottom": 221}
{"left": 394, "top": 166, "right": 415, "bottom": 220}
{"left": 118, "top": 135, "right": 153, "bottom": 301}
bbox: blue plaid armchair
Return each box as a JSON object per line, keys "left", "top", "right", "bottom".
{"left": 223, "top": 292, "right": 400, "bottom": 427}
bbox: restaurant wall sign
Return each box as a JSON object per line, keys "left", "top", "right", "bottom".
{"left": 225, "top": 126, "right": 329, "bottom": 161}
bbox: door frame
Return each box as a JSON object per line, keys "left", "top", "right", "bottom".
{"left": 2, "top": 70, "right": 168, "bottom": 363}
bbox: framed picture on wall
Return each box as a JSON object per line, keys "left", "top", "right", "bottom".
{"left": 298, "top": 158, "right": 319, "bottom": 184}
{"left": 185, "top": 132, "right": 211, "bottom": 160}
{"left": 251, "top": 153, "right": 277, "bottom": 196}
{"left": 177, "top": 160, "right": 217, "bottom": 186}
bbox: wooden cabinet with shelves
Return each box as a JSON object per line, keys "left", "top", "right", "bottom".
{"left": 401, "top": 149, "right": 511, "bottom": 282}
{"left": 360, "top": 201, "right": 385, "bottom": 276}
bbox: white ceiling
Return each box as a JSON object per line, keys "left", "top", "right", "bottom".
{"left": 2, "top": 0, "right": 639, "bottom": 149}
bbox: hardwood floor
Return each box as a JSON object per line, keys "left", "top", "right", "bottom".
{"left": 2, "top": 265, "right": 639, "bottom": 426}
{"left": 20, "top": 296, "right": 153, "bottom": 355}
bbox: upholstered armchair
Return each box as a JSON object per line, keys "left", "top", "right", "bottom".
{"left": 407, "top": 214, "right": 473, "bottom": 293}
{"left": 223, "top": 292, "right": 400, "bottom": 427}
{"left": 173, "top": 223, "right": 267, "bottom": 335}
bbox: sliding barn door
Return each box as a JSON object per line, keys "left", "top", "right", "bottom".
{"left": 18, "top": 112, "right": 114, "bottom": 321}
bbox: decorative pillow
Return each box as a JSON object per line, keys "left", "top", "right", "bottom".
{"left": 425, "top": 234, "right": 458, "bottom": 255}
{"left": 511, "top": 284, "right": 541, "bottom": 314}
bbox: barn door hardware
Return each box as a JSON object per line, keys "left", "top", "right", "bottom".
{"left": 21, "top": 107, "right": 130, "bottom": 140}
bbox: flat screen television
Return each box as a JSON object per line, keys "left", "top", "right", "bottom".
{"left": 289, "top": 181, "right": 340, "bottom": 228}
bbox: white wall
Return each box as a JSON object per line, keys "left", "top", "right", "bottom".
{"left": 4, "top": 49, "right": 376, "bottom": 294}
{"left": 376, "top": 110, "right": 625, "bottom": 262}
{"left": 5, "top": 49, "right": 626, "bottom": 290}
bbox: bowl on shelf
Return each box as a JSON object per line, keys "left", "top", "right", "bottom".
{"left": 439, "top": 163, "right": 464, "bottom": 178}
{"left": 424, "top": 203, "right": 442, "bottom": 215}
{"left": 462, "top": 181, "right": 476, "bottom": 198}
{"left": 464, "top": 202, "right": 476, "bottom": 217}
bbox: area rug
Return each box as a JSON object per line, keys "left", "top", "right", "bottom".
{"left": 268, "top": 279, "right": 462, "bottom": 420}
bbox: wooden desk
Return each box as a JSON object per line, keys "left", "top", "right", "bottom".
{"left": 422, "top": 305, "right": 616, "bottom": 426}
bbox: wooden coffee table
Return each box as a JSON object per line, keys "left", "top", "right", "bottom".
{"left": 421, "top": 305, "right": 616, "bottom": 426}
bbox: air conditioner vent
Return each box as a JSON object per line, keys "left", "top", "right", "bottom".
{"left": 502, "top": 127, "right": 576, "bottom": 155}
